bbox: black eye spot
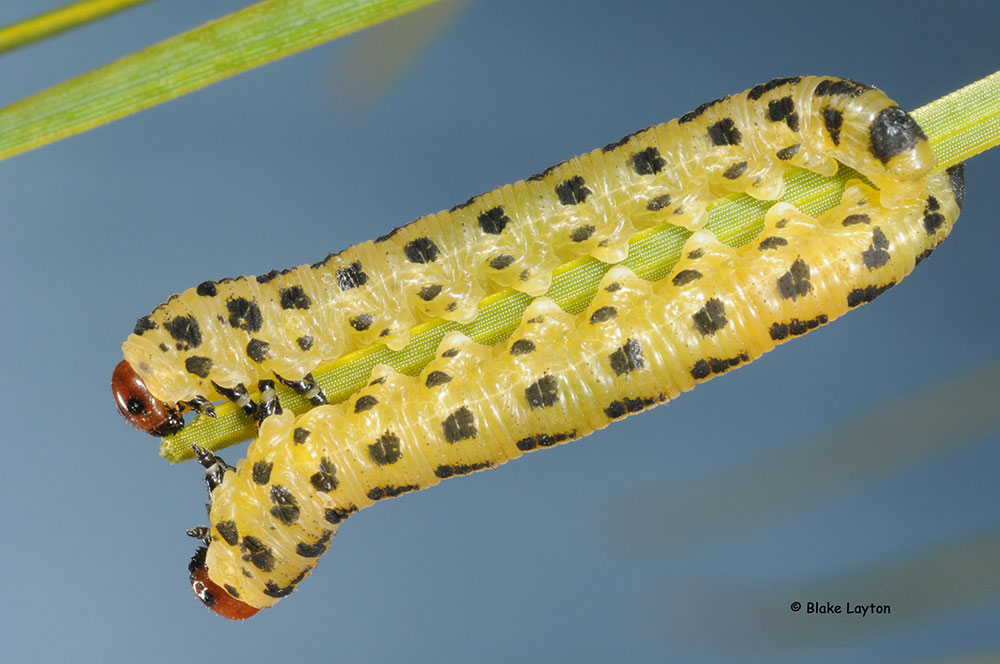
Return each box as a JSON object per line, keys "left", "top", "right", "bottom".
{"left": 126, "top": 397, "right": 145, "bottom": 415}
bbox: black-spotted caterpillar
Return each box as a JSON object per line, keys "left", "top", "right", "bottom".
{"left": 111, "top": 77, "right": 965, "bottom": 618}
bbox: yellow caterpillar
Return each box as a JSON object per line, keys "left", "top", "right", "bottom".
{"left": 169, "top": 77, "right": 967, "bottom": 618}
{"left": 114, "top": 75, "right": 938, "bottom": 437}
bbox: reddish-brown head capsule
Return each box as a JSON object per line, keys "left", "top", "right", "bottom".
{"left": 111, "top": 360, "right": 184, "bottom": 436}
{"left": 189, "top": 548, "right": 260, "bottom": 620}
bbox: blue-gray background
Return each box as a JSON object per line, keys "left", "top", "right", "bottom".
{"left": 1, "top": 1, "right": 997, "bottom": 662}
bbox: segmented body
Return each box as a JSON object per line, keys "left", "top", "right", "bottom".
{"left": 123, "top": 76, "right": 933, "bottom": 414}
{"left": 202, "top": 163, "right": 964, "bottom": 609}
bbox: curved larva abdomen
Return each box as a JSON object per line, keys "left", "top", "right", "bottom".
{"left": 201, "top": 167, "right": 964, "bottom": 611}
{"left": 121, "top": 76, "right": 934, "bottom": 414}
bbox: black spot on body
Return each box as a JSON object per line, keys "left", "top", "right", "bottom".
{"left": 442, "top": 407, "right": 477, "bottom": 442}
{"left": 133, "top": 315, "right": 157, "bottom": 335}
{"left": 226, "top": 298, "right": 262, "bottom": 333}
{"left": 324, "top": 505, "right": 358, "bottom": 525}
{"left": 813, "top": 78, "right": 871, "bottom": 97}
{"left": 425, "top": 371, "right": 452, "bottom": 387}
{"left": 646, "top": 194, "right": 671, "bottom": 211}
{"left": 947, "top": 163, "right": 966, "bottom": 207}
{"left": 241, "top": 536, "right": 275, "bottom": 572}
{"left": 350, "top": 314, "right": 374, "bottom": 331}
{"left": 690, "top": 351, "right": 750, "bottom": 379}
{"left": 556, "top": 176, "right": 591, "bottom": 205}
{"left": 435, "top": 462, "right": 493, "bottom": 478}
{"left": 822, "top": 107, "right": 843, "bottom": 145}
{"left": 246, "top": 339, "right": 270, "bottom": 363}
{"left": 255, "top": 270, "right": 279, "bottom": 284}
{"left": 687, "top": 248, "right": 705, "bottom": 259}
{"left": 692, "top": 298, "right": 728, "bottom": 335}
{"left": 776, "top": 144, "right": 800, "bottom": 160}
{"left": 510, "top": 339, "right": 536, "bottom": 355}
{"left": 570, "top": 225, "right": 595, "bottom": 242}
{"left": 263, "top": 582, "right": 295, "bottom": 599}
{"left": 373, "top": 225, "right": 404, "bottom": 244}
{"left": 278, "top": 286, "right": 312, "bottom": 310}
{"left": 354, "top": 395, "right": 378, "bottom": 412}
{"left": 196, "top": 281, "right": 218, "bottom": 297}
{"left": 367, "top": 485, "right": 418, "bottom": 500}
{"left": 164, "top": 316, "right": 201, "bottom": 349}
{"left": 842, "top": 213, "right": 871, "bottom": 226}
{"left": 678, "top": 96, "right": 726, "bottom": 123}
{"left": 269, "top": 485, "right": 300, "bottom": 525}
{"left": 525, "top": 375, "right": 559, "bottom": 409}
{"left": 252, "top": 461, "right": 272, "bottom": 485}
{"left": 590, "top": 306, "right": 618, "bottom": 324}
{"left": 293, "top": 427, "right": 310, "bottom": 444}
{"left": 515, "top": 431, "right": 575, "bottom": 451}
{"left": 776, "top": 259, "right": 812, "bottom": 300}
{"left": 767, "top": 96, "right": 800, "bottom": 131}
{"left": 478, "top": 206, "right": 511, "bottom": 234}
{"left": 758, "top": 236, "right": 788, "bottom": 250}
{"left": 768, "top": 315, "right": 829, "bottom": 340}
{"left": 368, "top": 432, "right": 402, "bottom": 465}
{"left": 862, "top": 227, "right": 891, "bottom": 269}
{"left": 923, "top": 208, "right": 946, "bottom": 235}
{"left": 723, "top": 161, "right": 748, "bottom": 179}
{"left": 336, "top": 261, "right": 369, "bottom": 291}
{"left": 747, "top": 77, "right": 801, "bottom": 100}
{"left": 609, "top": 339, "right": 644, "bottom": 376}
{"left": 223, "top": 584, "right": 240, "bottom": 599}
{"left": 630, "top": 147, "right": 666, "bottom": 175}
{"left": 297, "top": 335, "right": 314, "bottom": 351}
{"left": 869, "top": 106, "right": 926, "bottom": 164}
{"left": 296, "top": 531, "right": 333, "bottom": 558}
{"left": 847, "top": 282, "right": 895, "bottom": 307}
{"left": 404, "top": 237, "right": 440, "bottom": 264}
{"left": 488, "top": 254, "right": 515, "bottom": 270}
{"left": 672, "top": 269, "right": 702, "bottom": 286}
{"left": 185, "top": 356, "right": 212, "bottom": 378}
{"left": 310, "top": 457, "right": 338, "bottom": 492}
{"left": 604, "top": 395, "right": 662, "bottom": 419}
{"left": 707, "top": 118, "right": 741, "bottom": 146}
{"left": 418, "top": 284, "right": 443, "bottom": 301}
{"left": 215, "top": 520, "right": 239, "bottom": 546}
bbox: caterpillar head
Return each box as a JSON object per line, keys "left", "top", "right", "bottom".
{"left": 189, "top": 547, "right": 260, "bottom": 620}
{"left": 111, "top": 360, "right": 184, "bottom": 436}
{"left": 820, "top": 84, "right": 935, "bottom": 202}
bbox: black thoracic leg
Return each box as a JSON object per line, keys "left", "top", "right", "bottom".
{"left": 212, "top": 381, "right": 259, "bottom": 421}
{"left": 257, "top": 379, "right": 282, "bottom": 421}
{"left": 186, "top": 525, "right": 211, "bottom": 543}
{"left": 184, "top": 395, "right": 217, "bottom": 418}
{"left": 275, "top": 372, "right": 328, "bottom": 406}
{"left": 192, "top": 444, "right": 234, "bottom": 493}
